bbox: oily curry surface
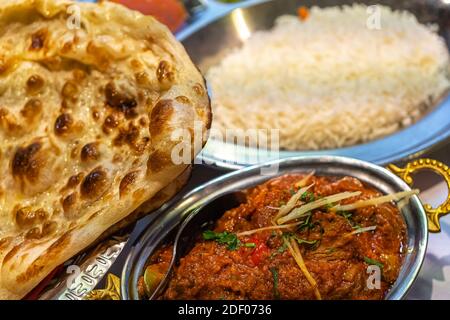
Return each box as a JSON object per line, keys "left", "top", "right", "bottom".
{"left": 140, "top": 174, "right": 407, "bottom": 300}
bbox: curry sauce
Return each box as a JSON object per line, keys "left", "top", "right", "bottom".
{"left": 140, "top": 174, "right": 407, "bottom": 300}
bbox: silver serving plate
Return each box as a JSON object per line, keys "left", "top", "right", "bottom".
{"left": 121, "top": 156, "right": 436, "bottom": 300}
{"left": 38, "top": 235, "right": 129, "bottom": 300}
{"left": 180, "top": 0, "right": 450, "bottom": 169}
{"left": 58, "top": 0, "right": 448, "bottom": 300}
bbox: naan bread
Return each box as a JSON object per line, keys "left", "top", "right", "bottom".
{"left": 0, "top": 0, "right": 211, "bottom": 299}
{"left": 98, "top": 166, "right": 192, "bottom": 243}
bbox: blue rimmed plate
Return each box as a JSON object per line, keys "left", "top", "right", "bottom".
{"left": 179, "top": 0, "right": 450, "bottom": 169}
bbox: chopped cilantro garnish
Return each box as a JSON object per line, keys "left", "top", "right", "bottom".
{"left": 338, "top": 211, "right": 360, "bottom": 229}
{"left": 301, "top": 191, "right": 315, "bottom": 202}
{"left": 277, "top": 242, "right": 288, "bottom": 253}
{"left": 270, "top": 242, "right": 288, "bottom": 259}
{"left": 202, "top": 230, "right": 258, "bottom": 251}
{"left": 202, "top": 231, "right": 240, "bottom": 250}
{"left": 297, "top": 214, "right": 313, "bottom": 231}
{"left": 340, "top": 211, "right": 352, "bottom": 219}
{"left": 363, "top": 256, "right": 384, "bottom": 269}
{"left": 324, "top": 203, "right": 334, "bottom": 210}
{"left": 283, "top": 232, "right": 318, "bottom": 246}
{"left": 298, "top": 216, "right": 323, "bottom": 236}
{"left": 270, "top": 267, "right": 280, "bottom": 299}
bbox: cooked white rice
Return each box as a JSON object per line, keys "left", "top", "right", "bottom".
{"left": 207, "top": 4, "right": 450, "bottom": 150}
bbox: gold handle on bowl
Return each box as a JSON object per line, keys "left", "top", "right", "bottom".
{"left": 388, "top": 158, "right": 450, "bottom": 232}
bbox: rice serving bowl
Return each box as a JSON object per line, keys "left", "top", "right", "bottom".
{"left": 207, "top": 4, "right": 450, "bottom": 150}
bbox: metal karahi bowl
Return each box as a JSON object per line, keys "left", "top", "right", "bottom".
{"left": 120, "top": 156, "right": 450, "bottom": 300}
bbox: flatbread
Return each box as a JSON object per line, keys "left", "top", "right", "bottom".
{"left": 0, "top": 0, "right": 211, "bottom": 299}
{"left": 97, "top": 165, "right": 192, "bottom": 243}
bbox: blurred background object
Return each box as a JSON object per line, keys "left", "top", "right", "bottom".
{"left": 110, "top": 0, "right": 192, "bottom": 32}
{"left": 183, "top": 0, "right": 208, "bottom": 15}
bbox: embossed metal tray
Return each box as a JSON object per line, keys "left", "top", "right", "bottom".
{"left": 180, "top": 0, "right": 450, "bottom": 169}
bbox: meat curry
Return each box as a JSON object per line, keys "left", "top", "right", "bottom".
{"left": 139, "top": 174, "right": 410, "bottom": 300}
